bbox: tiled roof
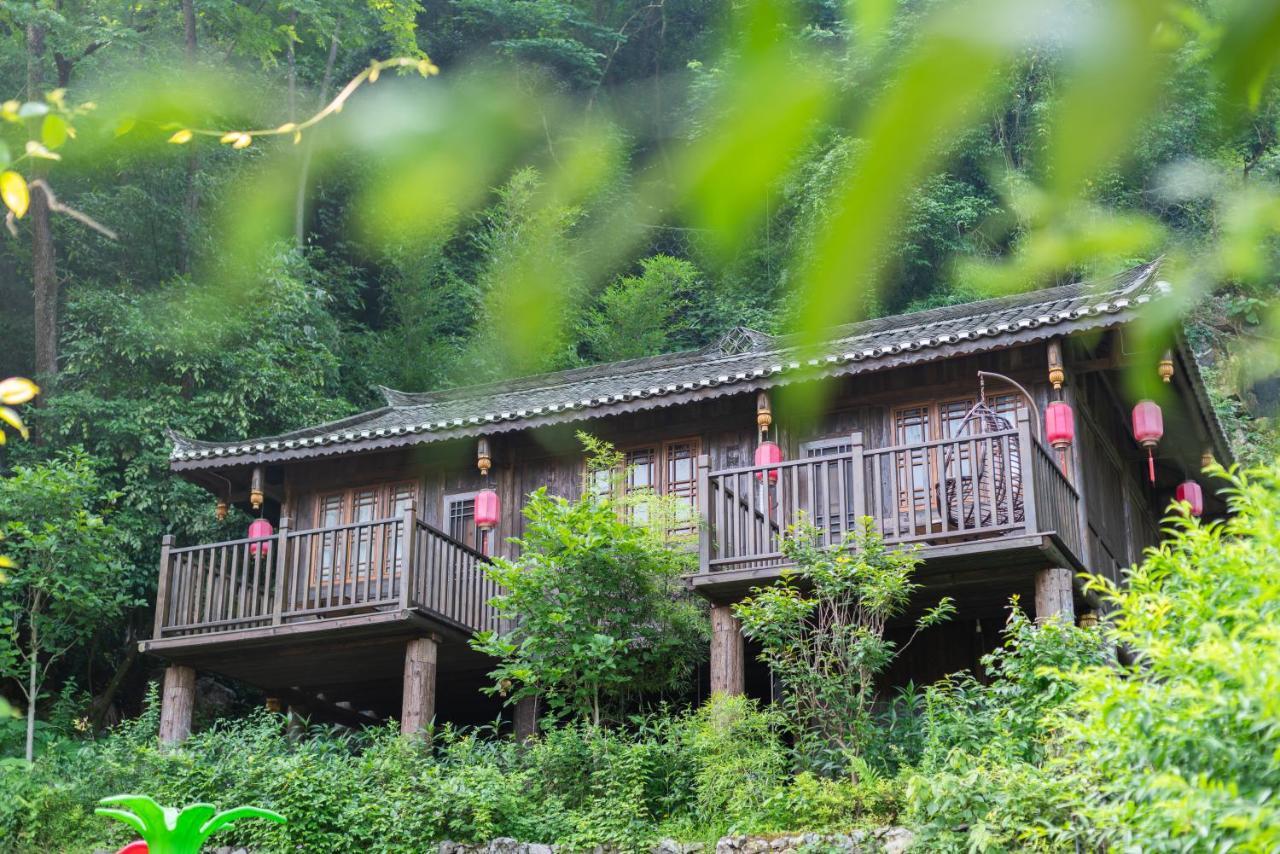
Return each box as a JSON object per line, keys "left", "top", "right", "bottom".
{"left": 171, "top": 261, "right": 1173, "bottom": 466}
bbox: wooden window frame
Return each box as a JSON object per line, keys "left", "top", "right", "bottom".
{"left": 891, "top": 394, "right": 1025, "bottom": 516}
{"left": 443, "top": 490, "right": 492, "bottom": 555}
{"left": 310, "top": 480, "right": 418, "bottom": 586}
{"left": 595, "top": 437, "right": 702, "bottom": 530}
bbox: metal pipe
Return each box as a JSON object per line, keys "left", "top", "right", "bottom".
{"left": 977, "top": 371, "right": 1042, "bottom": 441}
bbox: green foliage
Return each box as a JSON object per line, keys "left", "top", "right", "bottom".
{"left": 735, "top": 519, "right": 952, "bottom": 774}
{"left": 582, "top": 255, "right": 703, "bottom": 362}
{"left": 916, "top": 602, "right": 1108, "bottom": 770}
{"left": 0, "top": 693, "right": 901, "bottom": 852}
{"left": 1057, "top": 464, "right": 1280, "bottom": 851}
{"left": 674, "top": 693, "right": 788, "bottom": 831}
{"left": 907, "top": 464, "right": 1280, "bottom": 851}
{"left": 471, "top": 472, "right": 708, "bottom": 725}
{"left": 0, "top": 453, "right": 134, "bottom": 761}
{"left": 905, "top": 752, "right": 1079, "bottom": 853}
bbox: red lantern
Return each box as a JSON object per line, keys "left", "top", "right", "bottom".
{"left": 1132, "top": 400, "right": 1164, "bottom": 484}
{"left": 115, "top": 843, "right": 148, "bottom": 854}
{"left": 475, "top": 488, "right": 500, "bottom": 531}
{"left": 248, "top": 518, "right": 273, "bottom": 556}
{"left": 754, "top": 440, "right": 783, "bottom": 483}
{"left": 1045, "top": 401, "right": 1075, "bottom": 451}
{"left": 1176, "top": 479, "right": 1204, "bottom": 517}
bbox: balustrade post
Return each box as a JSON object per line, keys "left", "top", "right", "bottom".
{"left": 696, "top": 455, "right": 712, "bottom": 574}
{"left": 154, "top": 534, "right": 174, "bottom": 638}
{"left": 271, "top": 517, "right": 290, "bottom": 626}
{"left": 1016, "top": 409, "right": 1039, "bottom": 533}
{"left": 849, "top": 433, "right": 866, "bottom": 523}
{"left": 400, "top": 502, "right": 417, "bottom": 610}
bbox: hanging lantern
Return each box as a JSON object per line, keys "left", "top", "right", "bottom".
{"left": 1047, "top": 340, "right": 1065, "bottom": 391}
{"left": 756, "top": 391, "right": 773, "bottom": 434}
{"left": 250, "top": 465, "right": 265, "bottom": 511}
{"left": 1044, "top": 401, "right": 1075, "bottom": 451}
{"left": 754, "top": 440, "right": 783, "bottom": 483}
{"left": 475, "top": 488, "right": 500, "bottom": 531}
{"left": 215, "top": 499, "right": 229, "bottom": 522}
{"left": 1132, "top": 400, "right": 1164, "bottom": 484}
{"left": 477, "top": 437, "right": 492, "bottom": 477}
{"left": 1175, "top": 479, "right": 1204, "bottom": 517}
{"left": 1158, "top": 350, "right": 1174, "bottom": 384}
{"left": 248, "top": 518, "right": 274, "bottom": 556}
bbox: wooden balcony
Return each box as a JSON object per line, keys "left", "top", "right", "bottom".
{"left": 144, "top": 507, "right": 498, "bottom": 659}
{"left": 691, "top": 410, "right": 1085, "bottom": 605}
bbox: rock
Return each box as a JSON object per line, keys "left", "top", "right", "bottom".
{"left": 878, "top": 827, "right": 914, "bottom": 854}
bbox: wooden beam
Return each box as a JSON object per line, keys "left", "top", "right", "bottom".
{"left": 401, "top": 635, "right": 439, "bottom": 737}
{"left": 709, "top": 605, "right": 745, "bottom": 696}
{"left": 159, "top": 664, "right": 196, "bottom": 744}
{"left": 1035, "top": 566, "right": 1075, "bottom": 623}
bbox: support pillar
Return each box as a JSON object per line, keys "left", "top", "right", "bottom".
{"left": 158, "top": 664, "right": 195, "bottom": 745}
{"left": 401, "top": 635, "right": 439, "bottom": 738}
{"left": 1035, "top": 567, "right": 1075, "bottom": 624}
{"left": 514, "top": 695, "right": 539, "bottom": 742}
{"left": 710, "top": 605, "right": 745, "bottom": 696}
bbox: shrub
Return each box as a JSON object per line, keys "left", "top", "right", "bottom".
{"left": 1057, "top": 463, "right": 1280, "bottom": 851}
{"left": 673, "top": 693, "right": 789, "bottom": 833}
{"left": 734, "top": 519, "right": 952, "bottom": 774}
{"left": 917, "top": 601, "right": 1108, "bottom": 770}
{"left": 472, "top": 437, "right": 708, "bottom": 726}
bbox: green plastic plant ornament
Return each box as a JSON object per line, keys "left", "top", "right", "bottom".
{"left": 96, "top": 795, "right": 286, "bottom": 854}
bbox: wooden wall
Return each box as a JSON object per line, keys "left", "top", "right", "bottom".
{"left": 267, "top": 337, "right": 1170, "bottom": 577}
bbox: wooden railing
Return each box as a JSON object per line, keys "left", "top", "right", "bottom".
{"left": 699, "top": 410, "right": 1082, "bottom": 574}
{"left": 154, "top": 507, "right": 498, "bottom": 640}
{"left": 1029, "top": 437, "right": 1083, "bottom": 561}
{"left": 411, "top": 520, "right": 502, "bottom": 634}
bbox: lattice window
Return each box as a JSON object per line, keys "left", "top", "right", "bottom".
{"left": 444, "top": 492, "right": 491, "bottom": 554}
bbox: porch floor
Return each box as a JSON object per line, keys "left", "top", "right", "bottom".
{"left": 141, "top": 607, "right": 501, "bottom": 725}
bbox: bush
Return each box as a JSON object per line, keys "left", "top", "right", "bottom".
{"left": 0, "top": 692, "right": 896, "bottom": 852}
{"left": 472, "top": 460, "right": 708, "bottom": 726}
{"left": 1058, "top": 463, "right": 1280, "bottom": 851}
{"left": 916, "top": 602, "right": 1108, "bottom": 770}
{"left": 907, "top": 463, "right": 1280, "bottom": 852}
{"left": 735, "top": 519, "right": 952, "bottom": 775}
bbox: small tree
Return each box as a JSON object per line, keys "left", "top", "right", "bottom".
{"left": 735, "top": 518, "right": 953, "bottom": 774}
{"left": 0, "top": 453, "right": 133, "bottom": 761}
{"left": 472, "top": 440, "right": 707, "bottom": 726}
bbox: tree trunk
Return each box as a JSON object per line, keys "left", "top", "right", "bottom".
{"left": 294, "top": 30, "right": 340, "bottom": 249}
{"left": 178, "top": 0, "right": 200, "bottom": 273}
{"left": 26, "top": 653, "right": 37, "bottom": 763}
{"left": 27, "top": 23, "right": 58, "bottom": 379}
{"left": 89, "top": 629, "right": 139, "bottom": 732}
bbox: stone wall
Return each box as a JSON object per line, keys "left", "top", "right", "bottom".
{"left": 439, "top": 828, "right": 913, "bottom": 854}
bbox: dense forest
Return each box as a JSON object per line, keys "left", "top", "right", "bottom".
{"left": 1, "top": 0, "right": 1278, "bottom": 769}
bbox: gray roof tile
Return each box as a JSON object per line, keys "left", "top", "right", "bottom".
{"left": 171, "top": 261, "right": 1171, "bottom": 464}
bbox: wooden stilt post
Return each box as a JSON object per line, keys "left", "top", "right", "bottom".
{"left": 514, "top": 695, "right": 539, "bottom": 742}
{"left": 158, "top": 664, "right": 196, "bottom": 745}
{"left": 401, "top": 635, "right": 439, "bottom": 738}
{"left": 1035, "top": 566, "right": 1075, "bottom": 623}
{"left": 710, "top": 604, "right": 745, "bottom": 696}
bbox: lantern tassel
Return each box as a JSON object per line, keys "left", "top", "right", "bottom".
{"left": 1147, "top": 449, "right": 1155, "bottom": 484}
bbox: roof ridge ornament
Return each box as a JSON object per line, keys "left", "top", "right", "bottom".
{"left": 708, "top": 326, "right": 772, "bottom": 357}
